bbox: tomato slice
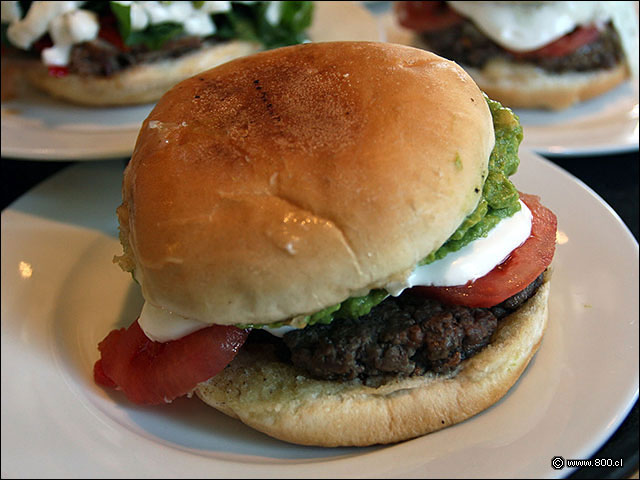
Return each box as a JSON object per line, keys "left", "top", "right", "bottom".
{"left": 47, "top": 66, "right": 69, "bottom": 78}
{"left": 95, "top": 320, "right": 248, "bottom": 405}
{"left": 98, "top": 14, "right": 129, "bottom": 52}
{"left": 415, "top": 193, "right": 557, "bottom": 308}
{"left": 510, "top": 26, "right": 601, "bottom": 58}
{"left": 394, "top": 1, "right": 463, "bottom": 32}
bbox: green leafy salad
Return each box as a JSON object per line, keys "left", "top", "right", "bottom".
{"left": 2, "top": 1, "right": 314, "bottom": 52}
{"left": 108, "top": 1, "right": 314, "bottom": 50}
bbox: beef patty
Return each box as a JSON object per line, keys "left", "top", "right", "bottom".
{"left": 419, "top": 21, "right": 624, "bottom": 73}
{"left": 253, "top": 273, "right": 545, "bottom": 385}
{"left": 68, "top": 36, "right": 206, "bottom": 76}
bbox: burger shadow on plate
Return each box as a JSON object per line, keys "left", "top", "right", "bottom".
{"left": 119, "top": 393, "right": 381, "bottom": 460}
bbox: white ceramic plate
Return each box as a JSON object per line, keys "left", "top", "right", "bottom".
{"left": 0, "top": 1, "right": 381, "bottom": 161}
{"left": 516, "top": 82, "right": 639, "bottom": 157}
{"left": 1, "top": 151, "right": 638, "bottom": 478}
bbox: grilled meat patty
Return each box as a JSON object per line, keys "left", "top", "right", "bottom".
{"left": 420, "top": 21, "right": 624, "bottom": 73}
{"left": 248, "top": 273, "right": 544, "bottom": 385}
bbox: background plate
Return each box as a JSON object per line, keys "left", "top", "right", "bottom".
{"left": 515, "top": 83, "right": 639, "bottom": 157}
{"left": 0, "top": 1, "right": 381, "bottom": 161}
{"left": 1, "top": 151, "right": 637, "bottom": 478}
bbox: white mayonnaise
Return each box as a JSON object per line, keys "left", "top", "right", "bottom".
{"left": 137, "top": 301, "right": 300, "bottom": 341}
{"left": 183, "top": 11, "right": 216, "bottom": 37}
{"left": 6, "top": 1, "right": 84, "bottom": 50}
{"left": 447, "top": 1, "right": 638, "bottom": 77}
{"left": 139, "top": 200, "right": 533, "bottom": 342}
{"left": 261, "top": 324, "right": 298, "bottom": 337}
{"left": 42, "top": 9, "right": 99, "bottom": 66}
{"left": 138, "top": 302, "right": 209, "bottom": 343}
{"left": 200, "top": 2, "right": 233, "bottom": 14}
{"left": 385, "top": 200, "right": 532, "bottom": 294}
{"left": 265, "top": 1, "right": 281, "bottom": 26}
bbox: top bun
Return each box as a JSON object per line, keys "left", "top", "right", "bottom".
{"left": 117, "top": 41, "right": 494, "bottom": 326}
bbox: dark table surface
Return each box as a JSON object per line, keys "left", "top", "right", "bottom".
{"left": 1, "top": 151, "right": 638, "bottom": 478}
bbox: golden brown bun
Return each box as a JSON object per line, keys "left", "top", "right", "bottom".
{"left": 196, "top": 274, "right": 551, "bottom": 447}
{"left": 118, "top": 41, "right": 495, "bottom": 326}
{"left": 23, "top": 40, "right": 260, "bottom": 106}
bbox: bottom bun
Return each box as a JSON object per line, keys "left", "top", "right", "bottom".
{"left": 465, "top": 59, "right": 628, "bottom": 110}
{"left": 385, "top": 21, "right": 630, "bottom": 110}
{"left": 23, "top": 40, "right": 260, "bottom": 106}
{"left": 196, "top": 276, "right": 551, "bottom": 447}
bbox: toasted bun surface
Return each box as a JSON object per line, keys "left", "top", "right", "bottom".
{"left": 118, "top": 41, "right": 494, "bottom": 326}
{"left": 24, "top": 40, "right": 260, "bottom": 106}
{"left": 196, "top": 273, "right": 550, "bottom": 447}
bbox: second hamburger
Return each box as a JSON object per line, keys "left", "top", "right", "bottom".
{"left": 393, "top": 1, "right": 639, "bottom": 110}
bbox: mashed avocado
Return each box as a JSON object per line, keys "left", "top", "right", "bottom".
{"left": 420, "top": 96, "right": 522, "bottom": 264}
{"left": 242, "top": 97, "right": 523, "bottom": 330}
{"left": 239, "top": 289, "right": 388, "bottom": 329}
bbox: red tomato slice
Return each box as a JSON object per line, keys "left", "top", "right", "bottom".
{"left": 394, "top": 1, "right": 463, "bottom": 32}
{"left": 95, "top": 320, "right": 248, "bottom": 405}
{"left": 98, "top": 14, "right": 129, "bottom": 52}
{"left": 94, "top": 359, "right": 117, "bottom": 389}
{"left": 47, "top": 66, "right": 69, "bottom": 78}
{"left": 415, "top": 193, "right": 557, "bottom": 308}
{"left": 512, "top": 26, "right": 601, "bottom": 58}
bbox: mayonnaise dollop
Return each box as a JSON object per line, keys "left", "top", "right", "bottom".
{"left": 138, "top": 302, "right": 209, "bottom": 343}
{"left": 386, "top": 200, "right": 532, "bottom": 295}
{"left": 6, "top": 1, "right": 85, "bottom": 50}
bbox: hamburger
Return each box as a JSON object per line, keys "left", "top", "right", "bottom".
{"left": 94, "top": 41, "right": 558, "bottom": 447}
{"left": 392, "top": 1, "right": 639, "bottom": 110}
{"left": 0, "top": 1, "right": 313, "bottom": 106}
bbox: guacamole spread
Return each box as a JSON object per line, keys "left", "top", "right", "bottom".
{"left": 243, "top": 97, "right": 523, "bottom": 330}
{"left": 420, "top": 96, "right": 523, "bottom": 264}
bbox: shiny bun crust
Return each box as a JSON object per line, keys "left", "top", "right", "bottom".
{"left": 196, "top": 273, "right": 550, "bottom": 447}
{"left": 23, "top": 41, "right": 260, "bottom": 106}
{"left": 118, "top": 41, "right": 495, "bottom": 326}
